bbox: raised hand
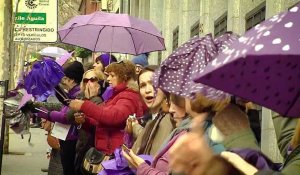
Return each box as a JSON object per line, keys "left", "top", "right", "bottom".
{"left": 69, "top": 99, "right": 84, "bottom": 111}
{"left": 169, "top": 117, "right": 213, "bottom": 175}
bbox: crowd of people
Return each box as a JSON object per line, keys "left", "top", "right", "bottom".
{"left": 17, "top": 44, "right": 300, "bottom": 175}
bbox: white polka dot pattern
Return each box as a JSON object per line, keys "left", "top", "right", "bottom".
{"left": 153, "top": 32, "right": 238, "bottom": 100}
{"left": 193, "top": 3, "right": 300, "bottom": 117}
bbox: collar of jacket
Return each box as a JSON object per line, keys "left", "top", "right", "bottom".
{"left": 112, "top": 80, "right": 139, "bottom": 94}
{"left": 112, "top": 82, "right": 128, "bottom": 95}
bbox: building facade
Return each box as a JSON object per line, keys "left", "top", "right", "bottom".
{"left": 111, "top": 0, "right": 299, "bottom": 64}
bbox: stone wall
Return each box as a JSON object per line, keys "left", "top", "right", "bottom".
{"left": 1, "top": 0, "right": 13, "bottom": 154}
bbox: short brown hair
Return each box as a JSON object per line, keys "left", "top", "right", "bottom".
{"left": 138, "top": 65, "right": 159, "bottom": 85}
{"left": 105, "top": 60, "right": 136, "bottom": 82}
{"left": 170, "top": 94, "right": 185, "bottom": 109}
{"left": 190, "top": 93, "right": 230, "bottom": 113}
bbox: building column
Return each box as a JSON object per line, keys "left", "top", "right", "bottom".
{"left": 129, "top": 0, "right": 139, "bottom": 17}
{"left": 148, "top": 0, "right": 164, "bottom": 65}
{"left": 227, "top": 0, "right": 243, "bottom": 35}
{"left": 199, "top": 0, "right": 210, "bottom": 35}
{"left": 180, "top": 0, "right": 200, "bottom": 43}
{"left": 266, "top": 0, "right": 284, "bottom": 18}
{"left": 161, "top": 0, "right": 178, "bottom": 60}
{"left": 138, "top": 0, "right": 150, "bottom": 19}
{"left": 261, "top": 108, "right": 283, "bottom": 162}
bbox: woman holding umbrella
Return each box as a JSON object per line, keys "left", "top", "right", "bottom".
{"left": 34, "top": 61, "right": 84, "bottom": 175}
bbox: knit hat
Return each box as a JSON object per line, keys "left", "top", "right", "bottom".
{"left": 63, "top": 61, "right": 84, "bottom": 84}
{"left": 131, "top": 54, "right": 149, "bottom": 67}
{"left": 95, "top": 53, "right": 117, "bottom": 68}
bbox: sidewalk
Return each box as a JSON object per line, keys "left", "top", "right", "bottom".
{"left": 2, "top": 128, "right": 49, "bottom": 175}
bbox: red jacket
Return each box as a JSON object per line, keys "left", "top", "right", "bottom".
{"left": 80, "top": 82, "right": 146, "bottom": 154}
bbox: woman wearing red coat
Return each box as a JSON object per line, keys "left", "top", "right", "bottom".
{"left": 69, "top": 60, "right": 147, "bottom": 154}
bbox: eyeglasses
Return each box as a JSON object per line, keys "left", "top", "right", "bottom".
{"left": 83, "top": 77, "right": 98, "bottom": 83}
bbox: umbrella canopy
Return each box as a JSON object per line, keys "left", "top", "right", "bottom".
{"left": 56, "top": 51, "right": 73, "bottom": 66}
{"left": 194, "top": 4, "right": 300, "bottom": 117}
{"left": 17, "top": 90, "right": 33, "bottom": 110}
{"left": 39, "top": 47, "right": 69, "bottom": 58}
{"left": 58, "top": 11, "right": 165, "bottom": 55}
{"left": 153, "top": 33, "right": 238, "bottom": 99}
{"left": 24, "top": 58, "right": 65, "bottom": 99}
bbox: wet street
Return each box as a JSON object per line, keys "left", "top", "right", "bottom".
{"left": 2, "top": 128, "right": 49, "bottom": 175}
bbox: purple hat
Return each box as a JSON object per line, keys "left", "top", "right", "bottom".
{"left": 95, "top": 53, "right": 117, "bottom": 68}
{"left": 153, "top": 32, "right": 238, "bottom": 99}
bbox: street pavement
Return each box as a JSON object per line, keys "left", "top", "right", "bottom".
{"left": 2, "top": 128, "right": 49, "bottom": 175}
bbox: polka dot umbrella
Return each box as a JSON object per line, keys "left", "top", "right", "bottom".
{"left": 153, "top": 32, "right": 238, "bottom": 99}
{"left": 194, "top": 4, "right": 300, "bottom": 117}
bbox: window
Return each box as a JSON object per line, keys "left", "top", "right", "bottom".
{"left": 172, "top": 27, "right": 179, "bottom": 51}
{"left": 190, "top": 21, "right": 200, "bottom": 38}
{"left": 245, "top": 2, "right": 266, "bottom": 31}
{"left": 214, "top": 12, "right": 227, "bottom": 37}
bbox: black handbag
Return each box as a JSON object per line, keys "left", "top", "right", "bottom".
{"left": 82, "top": 147, "right": 111, "bottom": 175}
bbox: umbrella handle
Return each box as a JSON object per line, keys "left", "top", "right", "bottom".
{"left": 54, "top": 88, "right": 68, "bottom": 101}
{"left": 34, "top": 107, "right": 48, "bottom": 114}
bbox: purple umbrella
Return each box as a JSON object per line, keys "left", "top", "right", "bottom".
{"left": 58, "top": 11, "right": 165, "bottom": 55}
{"left": 153, "top": 33, "right": 238, "bottom": 99}
{"left": 56, "top": 51, "right": 73, "bottom": 66}
{"left": 24, "top": 58, "right": 65, "bottom": 100}
{"left": 194, "top": 4, "right": 300, "bottom": 117}
{"left": 17, "top": 91, "right": 33, "bottom": 110}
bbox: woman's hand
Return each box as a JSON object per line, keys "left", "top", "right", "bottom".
{"left": 221, "top": 151, "right": 258, "bottom": 175}
{"left": 74, "top": 113, "right": 85, "bottom": 124}
{"left": 84, "top": 82, "right": 100, "bottom": 99}
{"left": 125, "top": 116, "right": 138, "bottom": 134}
{"left": 169, "top": 117, "right": 213, "bottom": 175}
{"left": 122, "top": 149, "right": 145, "bottom": 168}
{"left": 69, "top": 99, "right": 84, "bottom": 111}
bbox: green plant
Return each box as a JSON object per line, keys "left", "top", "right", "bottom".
{"left": 74, "top": 47, "right": 92, "bottom": 58}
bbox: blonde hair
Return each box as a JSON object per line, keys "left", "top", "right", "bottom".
{"left": 190, "top": 93, "right": 230, "bottom": 113}
{"left": 80, "top": 70, "right": 98, "bottom": 93}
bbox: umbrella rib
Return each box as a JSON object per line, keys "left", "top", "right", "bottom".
{"left": 93, "top": 26, "right": 106, "bottom": 51}
{"left": 124, "top": 28, "right": 137, "bottom": 55}
{"left": 60, "top": 28, "right": 74, "bottom": 41}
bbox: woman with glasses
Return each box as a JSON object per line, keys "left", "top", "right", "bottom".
{"left": 69, "top": 60, "right": 147, "bottom": 156}
{"left": 72, "top": 69, "right": 103, "bottom": 175}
